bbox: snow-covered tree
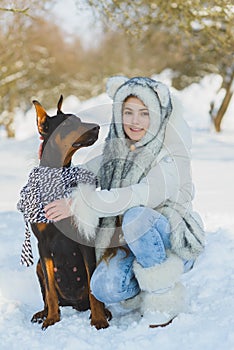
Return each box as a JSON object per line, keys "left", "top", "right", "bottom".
{"left": 81, "top": 0, "right": 234, "bottom": 131}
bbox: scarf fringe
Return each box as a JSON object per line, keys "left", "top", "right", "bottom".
{"left": 20, "top": 223, "right": 34, "bottom": 267}
{"left": 158, "top": 203, "right": 205, "bottom": 260}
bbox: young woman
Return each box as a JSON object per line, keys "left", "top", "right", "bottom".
{"left": 45, "top": 76, "right": 205, "bottom": 327}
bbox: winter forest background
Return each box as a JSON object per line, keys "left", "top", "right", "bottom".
{"left": 0, "top": 0, "right": 233, "bottom": 137}
{"left": 0, "top": 1, "right": 234, "bottom": 349}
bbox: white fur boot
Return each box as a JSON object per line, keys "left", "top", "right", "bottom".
{"left": 133, "top": 252, "right": 187, "bottom": 327}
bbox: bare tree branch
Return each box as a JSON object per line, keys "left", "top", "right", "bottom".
{"left": 0, "top": 7, "right": 29, "bottom": 14}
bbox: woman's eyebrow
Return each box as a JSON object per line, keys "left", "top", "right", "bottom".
{"left": 123, "top": 106, "right": 148, "bottom": 111}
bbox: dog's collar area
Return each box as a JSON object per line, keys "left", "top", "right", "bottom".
{"left": 18, "top": 165, "right": 97, "bottom": 267}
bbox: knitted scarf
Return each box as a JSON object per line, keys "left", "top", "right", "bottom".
{"left": 17, "top": 166, "right": 96, "bottom": 266}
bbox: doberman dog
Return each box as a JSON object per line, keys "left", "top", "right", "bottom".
{"left": 30, "top": 95, "right": 111, "bottom": 330}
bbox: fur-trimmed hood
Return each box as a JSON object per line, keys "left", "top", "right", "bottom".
{"left": 106, "top": 76, "right": 172, "bottom": 147}
{"left": 99, "top": 76, "right": 174, "bottom": 193}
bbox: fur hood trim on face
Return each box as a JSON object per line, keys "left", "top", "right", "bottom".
{"left": 106, "top": 76, "right": 172, "bottom": 147}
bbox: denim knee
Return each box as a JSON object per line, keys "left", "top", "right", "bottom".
{"left": 122, "top": 206, "right": 172, "bottom": 268}
{"left": 122, "top": 206, "right": 171, "bottom": 248}
{"left": 90, "top": 264, "right": 113, "bottom": 303}
{"left": 90, "top": 249, "right": 140, "bottom": 304}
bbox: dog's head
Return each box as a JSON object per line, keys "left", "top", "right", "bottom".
{"left": 33, "top": 95, "right": 100, "bottom": 167}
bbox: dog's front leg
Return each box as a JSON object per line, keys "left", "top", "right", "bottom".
{"left": 81, "top": 246, "right": 112, "bottom": 329}
{"left": 89, "top": 293, "right": 112, "bottom": 329}
{"left": 40, "top": 257, "right": 60, "bottom": 330}
{"left": 31, "top": 260, "right": 48, "bottom": 323}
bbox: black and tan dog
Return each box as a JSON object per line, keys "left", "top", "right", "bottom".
{"left": 29, "top": 96, "right": 111, "bottom": 330}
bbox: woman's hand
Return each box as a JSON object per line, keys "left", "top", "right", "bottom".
{"left": 44, "top": 198, "right": 72, "bottom": 222}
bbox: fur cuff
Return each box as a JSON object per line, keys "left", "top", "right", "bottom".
{"left": 141, "top": 282, "right": 187, "bottom": 316}
{"left": 71, "top": 183, "right": 99, "bottom": 240}
{"left": 133, "top": 252, "right": 184, "bottom": 292}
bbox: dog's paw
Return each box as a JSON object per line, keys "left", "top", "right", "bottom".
{"left": 41, "top": 315, "right": 60, "bottom": 330}
{"left": 31, "top": 310, "right": 47, "bottom": 324}
{"left": 90, "top": 308, "right": 112, "bottom": 329}
{"left": 91, "top": 317, "right": 110, "bottom": 330}
{"left": 31, "top": 309, "right": 60, "bottom": 329}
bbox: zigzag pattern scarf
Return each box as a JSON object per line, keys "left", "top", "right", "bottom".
{"left": 17, "top": 166, "right": 96, "bottom": 266}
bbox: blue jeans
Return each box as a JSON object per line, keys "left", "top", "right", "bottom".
{"left": 90, "top": 206, "right": 192, "bottom": 304}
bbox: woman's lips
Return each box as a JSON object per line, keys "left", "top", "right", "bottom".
{"left": 130, "top": 127, "right": 143, "bottom": 132}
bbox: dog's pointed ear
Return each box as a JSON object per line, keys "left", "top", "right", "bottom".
{"left": 33, "top": 100, "right": 48, "bottom": 135}
{"left": 57, "top": 95, "right": 63, "bottom": 114}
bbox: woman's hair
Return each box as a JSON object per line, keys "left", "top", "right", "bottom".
{"left": 101, "top": 246, "right": 130, "bottom": 263}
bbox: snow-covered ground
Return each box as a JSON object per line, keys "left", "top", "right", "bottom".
{"left": 0, "top": 74, "right": 234, "bottom": 349}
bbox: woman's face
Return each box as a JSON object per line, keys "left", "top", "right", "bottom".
{"left": 122, "top": 96, "right": 150, "bottom": 141}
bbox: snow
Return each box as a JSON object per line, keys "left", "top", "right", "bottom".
{"left": 1, "top": 74, "right": 234, "bottom": 349}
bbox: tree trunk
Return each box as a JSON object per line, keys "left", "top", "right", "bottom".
{"left": 213, "top": 72, "right": 234, "bottom": 132}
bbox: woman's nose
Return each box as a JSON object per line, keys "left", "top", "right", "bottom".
{"left": 131, "top": 111, "right": 140, "bottom": 125}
